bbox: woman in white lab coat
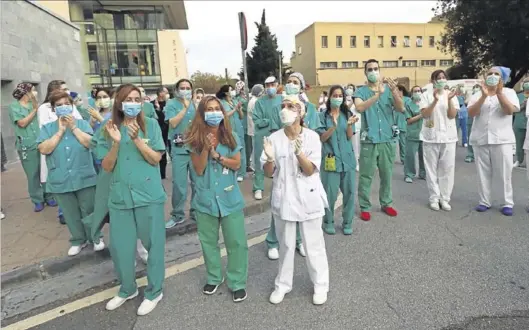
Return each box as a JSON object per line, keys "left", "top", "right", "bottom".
{"left": 468, "top": 66, "right": 520, "bottom": 216}
{"left": 261, "top": 95, "right": 329, "bottom": 306}
{"left": 345, "top": 84, "right": 360, "bottom": 171}
{"left": 419, "top": 70, "right": 459, "bottom": 211}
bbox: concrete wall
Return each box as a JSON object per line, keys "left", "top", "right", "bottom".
{"left": 1, "top": 0, "right": 86, "bottom": 163}
{"left": 290, "top": 24, "right": 317, "bottom": 88}
{"left": 158, "top": 30, "right": 189, "bottom": 86}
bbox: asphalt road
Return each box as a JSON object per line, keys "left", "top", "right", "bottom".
{"left": 6, "top": 147, "right": 529, "bottom": 330}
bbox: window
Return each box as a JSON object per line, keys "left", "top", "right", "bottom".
{"left": 416, "top": 36, "right": 423, "bottom": 47}
{"left": 402, "top": 60, "right": 417, "bottom": 67}
{"left": 336, "top": 36, "right": 342, "bottom": 48}
{"left": 382, "top": 61, "right": 398, "bottom": 68}
{"left": 298, "top": 46, "right": 302, "bottom": 55}
{"left": 403, "top": 36, "right": 410, "bottom": 47}
{"left": 321, "top": 36, "right": 328, "bottom": 48}
{"left": 87, "top": 43, "right": 99, "bottom": 74}
{"left": 429, "top": 36, "right": 435, "bottom": 47}
{"left": 342, "top": 61, "right": 359, "bottom": 68}
{"left": 391, "top": 36, "right": 397, "bottom": 47}
{"left": 421, "top": 60, "right": 436, "bottom": 67}
{"left": 320, "top": 62, "right": 338, "bottom": 69}
{"left": 377, "top": 36, "right": 384, "bottom": 48}
{"left": 364, "top": 36, "right": 370, "bottom": 48}
{"left": 440, "top": 59, "right": 454, "bottom": 67}
{"left": 350, "top": 36, "right": 356, "bottom": 48}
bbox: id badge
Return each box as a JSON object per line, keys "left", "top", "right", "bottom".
{"left": 222, "top": 167, "right": 229, "bottom": 175}
{"left": 324, "top": 154, "right": 337, "bottom": 172}
{"left": 425, "top": 120, "right": 435, "bottom": 128}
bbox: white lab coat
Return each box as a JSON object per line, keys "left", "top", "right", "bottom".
{"left": 37, "top": 103, "right": 83, "bottom": 182}
{"left": 467, "top": 88, "right": 520, "bottom": 208}
{"left": 260, "top": 128, "right": 329, "bottom": 295}
{"left": 247, "top": 96, "right": 257, "bottom": 137}
{"left": 419, "top": 90, "right": 459, "bottom": 203}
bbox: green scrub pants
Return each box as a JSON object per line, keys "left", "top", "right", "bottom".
{"left": 253, "top": 132, "right": 267, "bottom": 192}
{"left": 81, "top": 170, "right": 109, "bottom": 244}
{"left": 109, "top": 203, "right": 165, "bottom": 300}
{"left": 266, "top": 215, "right": 302, "bottom": 248}
{"left": 245, "top": 135, "right": 253, "bottom": 169}
{"left": 55, "top": 186, "right": 96, "bottom": 246}
{"left": 358, "top": 142, "right": 395, "bottom": 212}
{"left": 170, "top": 152, "right": 195, "bottom": 221}
{"left": 514, "top": 128, "right": 526, "bottom": 163}
{"left": 404, "top": 140, "right": 426, "bottom": 180}
{"left": 398, "top": 132, "right": 407, "bottom": 164}
{"left": 196, "top": 210, "right": 248, "bottom": 291}
{"left": 321, "top": 169, "right": 356, "bottom": 229}
{"left": 237, "top": 143, "right": 247, "bottom": 178}
{"left": 19, "top": 148, "right": 50, "bottom": 204}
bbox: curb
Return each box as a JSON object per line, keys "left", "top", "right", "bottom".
{"left": 1, "top": 196, "right": 271, "bottom": 290}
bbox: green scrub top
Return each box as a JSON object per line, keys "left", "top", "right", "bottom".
{"left": 164, "top": 98, "right": 196, "bottom": 155}
{"left": 37, "top": 119, "right": 97, "bottom": 193}
{"left": 252, "top": 95, "right": 283, "bottom": 135}
{"left": 316, "top": 111, "right": 356, "bottom": 172}
{"left": 303, "top": 102, "right": 319, "bottom": 130}
{"left": 221, "top": 99, "right": 245, "bottom": 142}
{"left": 514, "top": 93, "right": 527, "bottom": 129}
{"left": 94, "top": 117, "right": 167, "bottom": 210}
{"left": 405, "top": 98, "right": 423, "bottom": 141}
{"left": 76, "top": 105, "right": 91, "bottom": 121}
{"left": 187, "top": 134, "right": 245, "bottom": 218}
{"left": 234, "top": 96, "right": 249, "bottom": 133}
{"left": 353, "top": 86, "right": 397, "bottom": 144}
{"left": 395, "top": 96, "right": 409, "bottom": 132}
{"left": 142, "top": 102, "right": 159, "bottom": 120}
{"left": 8, "top": 100, "right": 40, "bottom": 151}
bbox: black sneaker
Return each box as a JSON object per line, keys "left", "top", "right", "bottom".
{"left": 246, "top": 166, "right": 254, "bottom": 173}
{"left": 232, "top": 289, "right": 247, "bottom": 302}
{"left": 203, "top": 283, "right": 221, "bottom": 295}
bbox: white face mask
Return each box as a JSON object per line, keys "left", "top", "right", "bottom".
{"left": 280, "top": 108, "right": 298, "bottom": 126}
{"left": 229, "top": 90, "right": 236, "bottom": 98}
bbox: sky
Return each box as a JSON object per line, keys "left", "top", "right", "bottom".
{"left": 179, "top": 1, "right": 438, "bottom": 78}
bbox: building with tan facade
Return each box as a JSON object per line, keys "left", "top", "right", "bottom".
{"left": 36, "top": 0, "right": 189, "bottom": 91}
{"left": 290, "top": 21, "right": 455, "bottom": 88}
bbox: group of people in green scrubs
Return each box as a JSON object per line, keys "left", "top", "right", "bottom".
{"left": 514, "top": 77, "right": 529, "bottom": 168}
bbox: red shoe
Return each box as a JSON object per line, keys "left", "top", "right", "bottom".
{"left": 360, "top": 211, "right": 371, "bottom": 221}
{"left": 382, "top": 206, "right": 398, "bottom": 217}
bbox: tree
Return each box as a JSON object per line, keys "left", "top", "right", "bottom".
{"left": 241, "top": 9, "right": 283, "bottom": 86}
{"left": 190, "top": 71, "right": 226, "bottom": 94}
{"left": 445, "top": 63, "right": 478, "bottom": 80}
{"left": 435, "top": 0, "right": 529, "bottom": 87}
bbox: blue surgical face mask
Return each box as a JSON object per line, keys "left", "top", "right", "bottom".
{"left": 204, "top": 111, "right": 224, "bottom": 127}
{"left": 178, "top": 89, "right": 192, "bottom": 100}
{"left": 330, "top": 97, "right": 343, "bottom": 108}
{"left": 285, "top": 83, "right": 300, "bottom": 96}
{"left": 434, "top": 79, "right": 447, "bottom": 90}
{"left": 122, "top": 102, "right": 142, "bottom": 117}
{"left": 266, "top": 87, "right": 277, "bottom": 96}
{"left": 55, "top": 104, "right": 73, "bottom": 117}
{"left": 345, "top": 88, "right": 354, "bottom": 96}
{"left": 486, "top": 74, "right": 500, "bottom": 87}
{"left": 523, "top": 82, "right": 529, "bottom": 91}
{"left": 367, "top": 71, "right": 380, "bottom": 83}
{"left": 412, "top": 92, "right": 422, "bottom": 101}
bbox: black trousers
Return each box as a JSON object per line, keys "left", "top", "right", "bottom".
{"left": 160, "top": 139, "right": 171, "bottom": 179}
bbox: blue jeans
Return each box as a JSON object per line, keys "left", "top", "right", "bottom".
{"left": 456, "top": 116, "right": 468, "bottom": 145}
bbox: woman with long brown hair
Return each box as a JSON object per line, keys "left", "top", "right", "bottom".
{"left": 186, "top": 95, "right": 248, "bottom": 303}
{"left": 96, "top": 84, "right": 167, "bottom": 316}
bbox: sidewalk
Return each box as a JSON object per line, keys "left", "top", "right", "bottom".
{"left": 1, "top": 161, "right": 271, "bottom": 273}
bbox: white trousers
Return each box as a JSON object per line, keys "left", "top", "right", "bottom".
{"left": 474, "top": 144, "right": 514, "bottom": 207}
{"left": 274, "top": 217, "right": 329, "bottom": 295}
{"left": 526, "top": 151, "right": 529, "bottom": 203}
{"left": 423, "top": 142, "right": 456, "bottom": 203}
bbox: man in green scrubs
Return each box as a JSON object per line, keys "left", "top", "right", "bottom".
{"left": 251, "top": 76, "right": 283, "bottom": 200}
{"left": 138, "top": 86, "right": 158, "bottom": 120}
{"left": 404, "top": 87, "right": 425, "bottom": 182}
{"left": 8, "top": 83, "right": 56, "bottom": 211}
{"left": 234, "top": 82, "right": 252, "bottom": 172}
{"left": 353, "top": 59, "right": 405, "bottom": 221}
{"left": 514, "top": 79, "right": 529, "bottom": 167}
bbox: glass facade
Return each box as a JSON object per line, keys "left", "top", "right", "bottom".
{"left": 69, "top": 1, "right": 165, "bottom": 87}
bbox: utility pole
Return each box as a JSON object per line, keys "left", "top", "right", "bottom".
{"left": 278, "top": 51, "right": 283, "bottom": 85}
{"left": 225, "top": 68, "right": 229, "bottom": 84}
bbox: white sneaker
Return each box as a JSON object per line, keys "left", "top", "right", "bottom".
{"left": 429, "top": 202, "right": 440, "bottom": 211}
{"left": 269, "top": 290, "right": 288, "bottom": 304}
{"left": 237, "top": 176, "right": 243, "bottom": 182}
{"left": 463, "top": 143, "right": 468, "bottom": 147}
{"left": 68, "top": 243, "right": 87, "bottom": 256}
{"left": 0, "top": 211, "right": 5, "bottom": 220}
{"left": 356, "top": 164, "right": 359, "bottom": 172}
{"left": 105, "top": 290, "right": 138, "bottom": 311}
{"left": 296, "top": 245, "right": 306, "bottom": 257}
{"left": 514, "top": 161, "right": 520, "bottom": 167}
{"left": 137, "top": 293, "right": 163, "bottom": 316}
{"left": 267, "top": 248, "right": 279, "bottom": 260}
{"left": 440, "top": 201, "right": 452, "bottom": 211}
{"left": 94, "top": 240, "right": 105, "bottom": 252}
{"left": 254, "top": 190, "right": 263, "bottom": 200}
{"left": 313, "top": 292, "right": 328, "bottom": 305}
